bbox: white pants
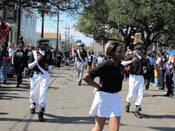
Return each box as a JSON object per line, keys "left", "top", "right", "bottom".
{"left": 30, "top": 72, "right": 50, "bottom": 110}
{"left": 76, "top": 61, "right": 85, "bottom": 82}
{"left": 126, "top": 75, "right": 144, "bottom": 105}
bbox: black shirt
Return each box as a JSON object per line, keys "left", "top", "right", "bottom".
{"left": 89, "top": 59, "right": 124, "bottom": 93}
{"left": 28, "top": 50, "right": 52, "bottom": 72}
{"left": 75, "top": 49, "right": 87, "bottom": 62}
{"left": 130, "top": 56, "right": 147, "bottom": 75}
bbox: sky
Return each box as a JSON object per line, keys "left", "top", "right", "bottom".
{"left": 36, "top": 12, "right": 93, "bottom": 46}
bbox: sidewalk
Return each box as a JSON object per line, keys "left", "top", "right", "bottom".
{"left": 0, "top": 66, "right": 175, "bottom": 131}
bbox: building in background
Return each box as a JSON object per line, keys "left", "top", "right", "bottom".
{"left": 0, "top": 3, "right": 40, "bottom": 46}
{"left": 21, "top": 9, "right": 40, "bottom": 46}
{"left": 44, "top": 32, "right": 61, "bottom": 49}
{"left": 92, "top": 40, "right": 104, "bottom": 53}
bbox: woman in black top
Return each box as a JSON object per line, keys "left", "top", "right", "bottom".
{"left": 83, "top": 41, "right": 132, "bottom": 131}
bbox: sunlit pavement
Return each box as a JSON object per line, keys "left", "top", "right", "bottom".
{"left": 0, "top": 66, "right": 175, "bottom": 131}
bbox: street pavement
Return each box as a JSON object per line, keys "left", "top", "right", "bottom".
{"left": 0, "top": 66, "right": 175, "bottom": 131}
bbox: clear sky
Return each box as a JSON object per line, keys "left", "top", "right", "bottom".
{"left": 36, "top": 12, "right": 93, "bottom": 46}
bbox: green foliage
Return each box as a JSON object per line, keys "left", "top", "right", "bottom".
{"left": 77, "top": 0, "right": 175, "bottom": 48}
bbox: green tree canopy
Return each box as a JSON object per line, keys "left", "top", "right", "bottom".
{"left": 77, "top": 0, "right": 175, "bottom": 49}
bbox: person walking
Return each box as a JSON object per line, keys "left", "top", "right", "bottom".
{"left": 156, "top": 51, "right": 165, "bottom": 90}
{"left": 74, "top": 43, "right": 87, "bottom": 86}
{"left": 13, "top": 43, "right": 26, "bottom": 87}
{"left": 83, "top": 41, "right": 135, "bottom": 131}
{"left": 87, "top": 52, "right": 93, "bottom": 72}
{"left": 125, "top": 43, "right": 147, "bottom": 118}
{"left": 163, "top": 55, "right": 174, "bottom": 96}
{"left": 28, "top": 38, "right": 52, "bottom": 122}
{"left": 154, "top": 64, "right": 159, "bottom": 87}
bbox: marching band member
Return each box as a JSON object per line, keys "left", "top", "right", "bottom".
{"left": 28, "top": 38, "right": 52, "bottom": 122}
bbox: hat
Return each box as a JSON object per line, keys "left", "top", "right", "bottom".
{"left": 37, "top": 38, "right": 49, "bottom": 45}
{"left": 134, "top": 44, "right": 143, "bottom": 50}
{"left": 77, "top": 42, "right": 83, "bottom": 46}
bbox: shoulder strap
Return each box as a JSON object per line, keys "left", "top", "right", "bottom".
{"left": 32, "top": 51, "right": 47, "bottom": 74}
{"left": 77, "top": 49, "right": 85, "bottom": 63}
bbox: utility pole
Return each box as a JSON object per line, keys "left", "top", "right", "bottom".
{"left": 67, "top": 26, "right": 70, "bottom": 45}
{"left": 65, "top": 24, "right": 67, "bottom": 44}
{"left": 41, "top": 2, "right": 45, "bottom": 38}
{"left": 56, "top": 10, "right": 59, "bottom": 51}
{"left": 17, "top": 0, "right": 21, "bottom": 43}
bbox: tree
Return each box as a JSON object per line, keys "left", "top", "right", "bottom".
{"left": 77, "top": 0, "right": 175, "bottom": 49}
{"left": 77, "top": 0, "right": 118, "bottom": 46}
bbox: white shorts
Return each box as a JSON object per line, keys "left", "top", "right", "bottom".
{"left": 89, "top": 91, "right": 121, "bottom": 117}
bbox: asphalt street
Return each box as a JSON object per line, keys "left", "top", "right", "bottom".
{"left": 0, "top": 66, "right": 175, "bottom": 131}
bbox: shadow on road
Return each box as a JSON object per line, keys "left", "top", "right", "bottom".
{"left": 0, "top": 113, "right": 95, "bottom": 124}
{"left": 143, "top": 94, "right": 171, "bottom": 98}
{"left": 0, "top": 112, "right": 8, "bottom": 115}
{"left": 149, "top": 127, "right": 175, "bottom": 131}
{"left": 0, "top": 86, "right": 29, "bottom": 100}
{"left": 45, "top": 113, "right": 95, "bottom": 124}
{"left": 141, "top": 113, "right": 175, "bottom": 119}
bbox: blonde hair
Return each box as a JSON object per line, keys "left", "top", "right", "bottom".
{"left": 168, "top": 55, "right": 174, "bottom": 63}
{"left": 133, "top": 33, "right": 143, "bottom": 45}
{"left": 8, "top": 42, "right": 14, "bottom": 48}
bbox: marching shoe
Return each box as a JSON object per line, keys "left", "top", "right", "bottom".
{"left": 135, "top": 111, "right": 143, "bottom": 118}
{"left": 135, "top": 105, "right": 143, "bottom": 118}
{"left": 38, "top": 111, "right": 44, "bottom": 122}
{"left": 38, "top": 107, "right": 45, "bottom": 122}
{"left": 30, "top": 108, "right": 35, "bottom": 114}
{"left": 78, "top": 81, "right": 81, "bottom": 86}
{"left": 30, "top": 103, "right": 36, "bottom": 114}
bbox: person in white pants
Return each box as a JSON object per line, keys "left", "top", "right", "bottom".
{"left": 125, "top": 43, "right": 146, "bottom": 118}
{"left": 74, "top": 43, "right": 87, "bottom": 86}
{"left": 28, "top": 39, "right": 52, "bottom": 121}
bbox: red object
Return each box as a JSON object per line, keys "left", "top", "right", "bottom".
{"left": 0, "top": 24, "right": 11, "bottom": 43}
{"left": 6, "top": 55, "right": 12, "bottom": 62}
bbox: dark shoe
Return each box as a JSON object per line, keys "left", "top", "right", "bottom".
{"left": 135, "top": 105, "right": 143, "bottom": 118}
{"left": 38, "top": 111, "right": 44, "bottom": 122}
{"left": 3, "top": 80, "right": 6, "bottom": 84}
{"left": 159, "top": 88, "right": 164, "bottom": 90}
{"left": 136, "top": 105, "right": 142, "bottom": 112}
{"left": 30, "top": 108, "right": 35, "bottom": 114}
{"left": 30, "top": 103, "right": 36, "bottom": 114}
{"left": 135, "top": 111, "right": 143, "bottom": 118}
{"left": 78, "top": 81, "right": 81, "bottom": 86}
{"left": 125, "top": 102, "right": 130, "bottom": 112}
{"left": 16, "top": 84, "right": 20, "bottom": 88}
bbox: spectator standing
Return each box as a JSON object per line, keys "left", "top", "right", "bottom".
{"left": 87, "top": 52, "right": 93, "bottom": 72}
{"left": 143, "top": 51, "right": 152, "bottom": 90}
{"left": 8, "top": 42, "right": 15, "bottom": 65}
{"left": 163, "top": 55, "right": 174, "bottom": 96}
{"left": 13, "top": 43, "right": 25, "bottom": 87}
{"left": 156, "top": 52, "right": 165, "bottom": 90}
{"left": 172, "top": 56, "right": 175, "bottom": 96}
{"left": 0, "top": 40, "right": 9, "bottom": 84}
{"left": 154, "top": 64, "right": 159, "bottom": 87}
